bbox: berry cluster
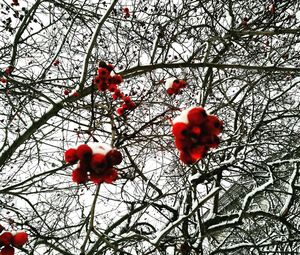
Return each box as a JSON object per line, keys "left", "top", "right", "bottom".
{"left": 64, "top": 143, "right": 122, "bottom": 185}
{"left": 171, "top": 107, "right": 223, "bottom": 164}
{"left": 165, "top": 78, "right": 187, "bottom": 96}
{"left": 0, "top": 229, "right": 28, "bottom": 255}
{"left": 93, "top": 61, "right": 136, "bottom": 116}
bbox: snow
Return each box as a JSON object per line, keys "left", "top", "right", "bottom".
{"left": 172, "top": 106, "right": 197, "bottom": 124}
{"left": 239, "top": 167, "right": 274, "bottom": 218}
{"left": 88, "top": 142, "right": 112, "bottom": 155}
{"left": 164, "top": 78, "right": 176, "bottom": 89}
{"left": 188, "top": 172, "right": 201, "bottom": 182}
{"left": 296, "top": 11, "right": 300, "bottom": 21}
{"left": 279, "top": 165, "right": 297, "bottom": 216}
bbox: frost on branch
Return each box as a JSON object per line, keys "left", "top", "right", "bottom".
{"left": 171, "top": 107, "right": 223, "bottom": 164}
{"left": 64, "top": 143, "right": 122, "bottom": 185}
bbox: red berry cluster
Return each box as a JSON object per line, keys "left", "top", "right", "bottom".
{"left": 171, "top": 107, "right": 223, "bottom": 165}
{"left": 93, "top": 61, "right": 136, "bottom": 116}
{"left": 64, "top": 143, "right": 122, "bottom": 185}
{"left": 0, "top": 228, "right": 28, "bottom": 255}
{"left": 165, "top": 78, "right": 187, "bottom": 96}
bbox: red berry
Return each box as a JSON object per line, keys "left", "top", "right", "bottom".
{"left": 102, "top": 168, "right": 118, "bottom": 184}
{"left": 114, "top": 89, "right": 122, "bottom": 97}
{"left": 190, "top": 145, "right": 207, "bottom": 161}
{"left": 89, "top": 172, "right": 103, "bottom": 184}
{"left": 123, "top": 96, "right": 131, "bottom": 103}
{"left": 0, "top": 78, "right": 7, "bottom": 84}
{"left": 190, "top": 126, "right": 201, "bottom": 137}
{"left": 187, "top": 107, "right": 207, "bottom": 126}
{"left": 0, "top": 246, "right": 14, "bottom": 255}
{"left": 72, "top": 168, "right": 88, "bottom": 184}
{"left": 172, "top": 80, "right": 181, "bottom": 90}
{"left": 93, "top": 76, "right": 101, "bottom": 85}
{"left": 112, "top": 93, "right": 118, "bottom": 100}
{"left": 0, "top": 232, "right": 13, "bottom": 246}
{"left": 64, "top": 148, "right": 78, "bottom": 164}
{"left": 172, "top": 122, "right": 188, "bottom": 139}
{"left": 179, "top": 79, "right": 187, "bottom": 88}
{"left": 90, "top": 168, "right": 118, "bottom": 184}
{"left": 106, "top": 64, "right": 114, "bottom": 72}
{"left": 123, "top": 7, "right": 129, "bottom": 13}
{"left": 166, "top": 87, "right": 175, "bottom": 95}
{"left": 53, "top": 60, "right": 59, "bottom": 66}
{"left": 106, "top": 149, "right": 122, "bottom": 165}
{"left": 199, "top": 134, "right": 220, "bottom": 148}
{"left": 97, "top": 67, "right": 109, "bottom": 78}
{"left": 73, "top": 92, "right": 79, "bottom": 97}
{"left": 78, "top": 160, "right": 91, "bottom": 172}
{"left": 111, "top": 74, "right": 123, "bottom": 84}
{"left": 117, "top": 107, "right": 125, "bottom": 116}
{"left": 90, "top": 154, "right": 107, "bottom": 173}
{"left": 64, "top": 89, "right": 70, "bottom": 96}
{"left": 174, "top": 138, "right": 191, "bottom": 151}
{"left": 122, "top": 103, "right": 128, "bottom": 110}
{"left": 12, "top": 232, "right": 28, "bottom": 247}
{"left": 108, "top": 84, "right": 117, "bottom": 92}
{"left": 204, "top": 115, "right": 223, "bottom": 135}
{"left": 76, "top": 144, "right": 93, "bottom": 161}
{"left": 207, "top": 135, "right": 220, "bottom": 148}
{"left": 127, "top": 101, "right": 136, "bottom": 110}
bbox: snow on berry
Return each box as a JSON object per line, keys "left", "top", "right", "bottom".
{"left": 171, "top": 107, "right": 223, "bottom": 164}
{"left": 64, "top": 143, "right": 122, "bottom": 185}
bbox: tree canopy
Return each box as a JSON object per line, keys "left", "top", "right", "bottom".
{"left": 1, "top": 0, "right": 300, "bottom": 254}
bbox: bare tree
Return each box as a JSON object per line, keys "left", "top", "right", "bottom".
{"left": 1, "top": 0, "right": 300, "bottom": 254}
